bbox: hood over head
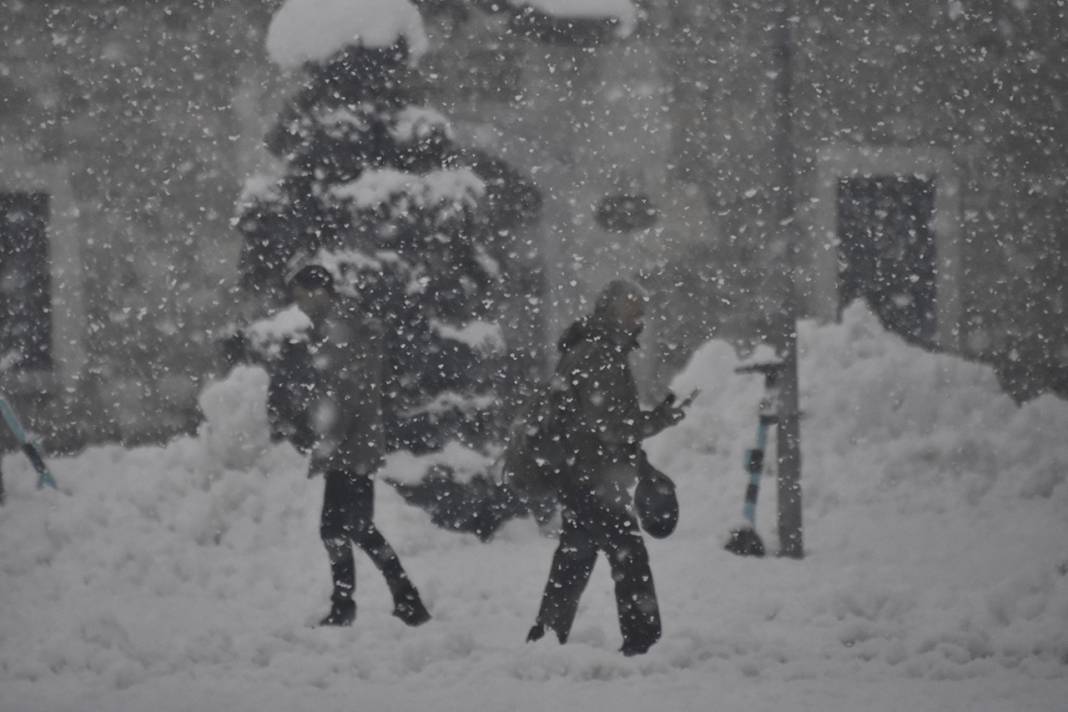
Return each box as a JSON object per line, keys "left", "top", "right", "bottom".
{"left": 558, "top": 279, "right": 648, "bottom": 354}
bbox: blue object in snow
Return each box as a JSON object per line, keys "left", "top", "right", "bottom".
{"left": 0, "top": 396, "right": 58, "bottom": 490}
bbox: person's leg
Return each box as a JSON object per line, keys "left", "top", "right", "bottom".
{"left": 529, "top": 510, "right": 598, "bottom": 644}
{"left": 602, "top": 510, "right": 661, "bottom": 655}
{"left": 347, "top": 473, "right": 430, "bottom": 626}
{"left": 319, "top": 469, "right": 359, "bottom": 625}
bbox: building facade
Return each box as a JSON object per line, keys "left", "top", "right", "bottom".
{"left": 1, "top": 0, "right": 1064, "bottom": 446}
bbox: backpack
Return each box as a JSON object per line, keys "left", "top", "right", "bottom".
{"left": 498, "top": 374, "right": 573, "bottom": 502}
{"left": 265, "top": 340, "right": 318, "bottom": 453}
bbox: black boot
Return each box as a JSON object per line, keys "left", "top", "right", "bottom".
{"left": 384, "top": 570, "right": 430, "bottom": 627}
{"left": 526, "top": 621, "right": 567, "bottom": 644}
{"left": 392, "top": 593, "right": 430, "bottom": 627}
{"left": 526, "top": 623, "right": 545, "bottom": 642}
{"left": 620, "top": 639, "right": 654, "bottom": 657}
{"left": 319, "top": 598, "right": 355, "bottom": 627}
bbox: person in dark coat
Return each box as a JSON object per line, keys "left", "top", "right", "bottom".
{"left": 269, "top": 265, "right": 430, "bottom": 627}
{"left": 526, "top": 279, "right": 685, "bottom": 656}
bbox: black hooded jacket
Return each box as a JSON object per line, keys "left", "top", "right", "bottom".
{"left": 553, "top": 312, "right": 671, "bottom": 505}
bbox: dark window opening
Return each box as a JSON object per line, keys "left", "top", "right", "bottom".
{"left": 837, "top": 175, "right": 937, "bottom": 345}
{"left": 0, "top": 192, "right": 52, "bottom": 372}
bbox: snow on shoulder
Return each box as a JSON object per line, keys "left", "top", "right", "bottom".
{"left": 266, "top": 0, "right": 429, "bottom": 69}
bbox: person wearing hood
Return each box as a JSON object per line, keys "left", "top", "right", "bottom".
{"left": 526, "top": 279, "right": 685, "bottom": 656}
{"left": 268, "top": 265, "right": 430, "bottom": 628}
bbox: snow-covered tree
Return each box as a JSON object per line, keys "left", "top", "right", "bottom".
{"left": 234, "top": 0, "right": 540, "bottom": 464}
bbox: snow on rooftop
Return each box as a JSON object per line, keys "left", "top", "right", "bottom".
{"left": 512, "top": 0, "right": 638, "bottom": 36}
{"left": 266, "top": 0, "right": 429, "bottom": 69}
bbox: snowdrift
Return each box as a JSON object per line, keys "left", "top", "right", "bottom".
{"left": 1, "top": 303, "right": 1065, "bottom": 711}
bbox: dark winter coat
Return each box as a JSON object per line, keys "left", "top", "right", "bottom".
{"left": 267, "top": 300, "right": 386, "bottom": 476}
{"left": 532, "top": 288, "right": 670, "bottom": 653}
{"left": 554, "top": 314, "right": 673, "bottom": 508}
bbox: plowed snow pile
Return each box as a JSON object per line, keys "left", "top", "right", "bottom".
{"left": 2, "top": 303, "right": 1065, "bottom": 711}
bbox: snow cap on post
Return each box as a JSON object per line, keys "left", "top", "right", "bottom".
{"left": 266, "top": 0, "right": 429, "bottom": 69}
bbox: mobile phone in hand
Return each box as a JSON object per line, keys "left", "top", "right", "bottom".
{"left": 679, "top": 389, "right": 701, "bottom": 409}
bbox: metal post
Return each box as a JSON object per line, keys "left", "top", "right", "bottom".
{"left": 772, "top": 0, "right": 803, "bottom": 558}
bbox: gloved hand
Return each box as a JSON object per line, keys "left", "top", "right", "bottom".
{"left": 647, "top": 393, "right": 686, "bottom": 434}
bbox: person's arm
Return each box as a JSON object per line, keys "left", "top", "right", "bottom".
{"left": 637, "top": 393, "right": 686, "bottom": 438}
{"left": 568, "top": 349, "right": 684, "bottom": 448}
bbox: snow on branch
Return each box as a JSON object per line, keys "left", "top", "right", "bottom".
{"left": 236, "top": 173, "right": 282, "bottom": 212}
{"left": 431, "top": 318, "right": 506, "bottom": 355}
{"left": 310, "top": 248, "right": 414, "bottom": 299}
{"left": 244, "top": 305, "right": 313, "bottom": 359}
{"left": 422, "top": 168, "right": 485, "bottom": 206}
{"left": 314, "top": 248, "right": 386, "bottom": 275}
{"left": 474, "top": 245, "right": 501, "bottom": 280}
{"left": 331, "top": 167, "right": 485, "bottom": 211}
{"left": 390, "top": 106, "right": 454, "bottom": 144}
{"left": 267, "top": 0, "right": 429, "bottom": 69}
{"left": 383, "top": 441, "right": 496, "bottom": 484}
{"left": 319, "top": 105, "right": 375, "bottom": 137}
{"left": 402, "top": 391, "right": 498, "bottom": 418}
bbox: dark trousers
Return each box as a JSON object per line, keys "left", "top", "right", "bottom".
{"left": 534, "top": 500, "right": 661, "bottom": 650}
{"left": 320, "top": 469, "right": 417, "bottom": 606}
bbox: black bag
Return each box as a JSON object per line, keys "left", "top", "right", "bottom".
{"left": 265, "top": 342, "right": 318, "bottom": 453}
{"left": 634, "top": 456, "right": 678, "bottom": 539}
{"left": 499, "top": 378, "right": 572, "bottom": 502}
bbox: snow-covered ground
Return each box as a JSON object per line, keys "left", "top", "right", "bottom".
{"left": 2, "top": 304, "right": 1066, "bottom": 711}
